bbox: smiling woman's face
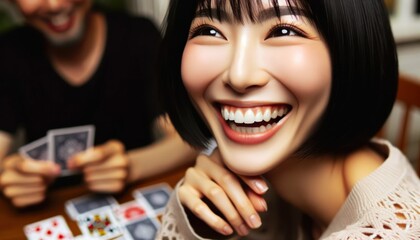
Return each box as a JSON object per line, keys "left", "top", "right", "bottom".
{"left": 181, "top": 0, "right": 332, "bottom": 175}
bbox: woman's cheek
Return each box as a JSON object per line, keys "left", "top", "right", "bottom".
{"left": 264, "top": 44, "right": 331, "bottom": 98}
{"left": 181, "top": 44, "right": 229, "bottom": 93}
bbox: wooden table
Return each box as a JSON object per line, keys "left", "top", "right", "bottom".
{"left": 0, "top": 165, "right": 188, "bottom": 240}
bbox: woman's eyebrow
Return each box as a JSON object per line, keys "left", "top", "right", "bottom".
{"left": 194, "top": 6, "right": 306, "bottom": 22}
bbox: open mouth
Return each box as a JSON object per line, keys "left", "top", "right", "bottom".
{"left": 44, "top": 10, "right": 75, "bottom": 33}
{"left": 217, "top": 104, "right": 292, "bottom": 144}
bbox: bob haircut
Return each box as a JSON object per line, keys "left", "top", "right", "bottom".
{"left": 159, "top": 0, "right": 398, "bottom": 157}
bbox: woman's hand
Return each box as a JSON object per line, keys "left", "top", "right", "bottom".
{"left": 179, "top": 150, "right": 268, "bottom": 236}
{"left": 68, "top": 140, "right": 129, "bottom": 193}
{"left": 0, "top": 154, "right": 60, "bottom": 207}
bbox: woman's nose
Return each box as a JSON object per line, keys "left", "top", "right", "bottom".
{"left": 224, "top": 33, "right": 270, "bottom": 93}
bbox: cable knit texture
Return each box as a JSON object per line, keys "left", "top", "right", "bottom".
{"left": 159, "top": 207, "right": 186, "bottom": 240}
{"left": 322, "top": 174, "right": 420, "bottom": 239}
{"left": 157, "top": 140, "right": 420, "bottom": 240}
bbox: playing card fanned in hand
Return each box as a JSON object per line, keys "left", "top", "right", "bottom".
{"left": 19, "top": 136, "right": 49, "bottom": 161}
{"left": 23, "top": 215, "right": 73, "bottom": 240}
{"left": 48, "top": 125, "right": 95, "bottom": 175}
{"left": 18, "top": 125, "right": 95, "bottom": 176}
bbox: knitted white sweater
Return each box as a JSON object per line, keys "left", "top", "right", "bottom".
{"left": 158, "top": 140, "right": 420, "bottom": 239}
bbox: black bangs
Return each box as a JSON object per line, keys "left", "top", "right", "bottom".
{"left": 195, "top": 0, "right": 311, "bottom": 23}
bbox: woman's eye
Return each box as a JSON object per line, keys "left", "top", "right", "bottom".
{"left": 266, "top": 26, "right": 304, "bottom": 39}
{"left": 190, "top": 26, "right": 224, "bottom": 39}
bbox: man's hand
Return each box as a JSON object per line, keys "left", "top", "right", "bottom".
{"left": 0, "top": 154, "right": 61, "bottom": 207}
{"left": 68, "top": 140, "right": 129, "bottom": 193}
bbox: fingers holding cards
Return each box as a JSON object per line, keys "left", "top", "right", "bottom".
{"left": 66, "top": 140, "right": 129, "bottom": 194}
{"left": 48, "top": 125, "right": 95, "bottom": 176}
{"left": 69, "top": 140, "right": 127, "bottom": 172}
{"left": 0, "top": 155, "right": 58, "bottom": 207}
{"left": 17, "top": 159, "right": 61, "bottom": 177}
{"left": 2, "top": 153, "right": 59, "bottom": 177}
{"left": 18, "top": 125, "right": 95, "bottom": 176}
{"left": 19, "top": 137, "right": 49, "bottom": 161}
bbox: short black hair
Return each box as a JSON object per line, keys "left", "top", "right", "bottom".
{"left": 158, "top": 0, "right": 398, "bottom": 156}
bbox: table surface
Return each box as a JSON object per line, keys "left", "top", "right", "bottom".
{"left": 0, "top": 165, "right": 189, "bottom": 240}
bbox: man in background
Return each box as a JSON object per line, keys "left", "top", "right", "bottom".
{"left": 0, "top": 0, "right": 196, "bottom": 207}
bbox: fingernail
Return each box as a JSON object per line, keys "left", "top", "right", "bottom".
{"left": 260, "top": 198, "right": 268, "bottom": 212}
{"left": 238, "top": 224, "right": 249, "bottom": 236}
{"left": 249, "top": 214, "right": 262, "bottom": 228}
{"left": 222, "top": 225, "right": 233, "bottom": 235}
{"left": 254, "top": 180, "right": 268, "bottom": 193}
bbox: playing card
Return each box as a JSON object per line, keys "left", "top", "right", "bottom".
{"left": 24, "top": 215, "right": 73, "bottom": 240}
{"left": 122, "top": 217, "right": 160, "bottom": 240}
{"left": 132, "top": 183, "right": 172, "bottom": 215}
{"left": 113, "top": 200, "right": 153, "bottom": 224}
{"left": 48, "top": 125, "right": 95, "bottom": 175}
{"left": 72, "top": 236, "right": 88, "bottom": 240}
{"left": 65, "top": 194, "right": 119, "bottom": 220}
{"left": 77, "top": 207, "right": 123, "bottom": 240}
{"left": 19, "top": 137, "right": 49, "bottom": 161}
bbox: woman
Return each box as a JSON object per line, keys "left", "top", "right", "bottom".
{"left": 157, "top": 0, "right": 420, "bottom": 239}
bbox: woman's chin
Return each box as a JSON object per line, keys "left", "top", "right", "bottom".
{"left": 223, "top": 159, "right": 274, "bottom": 176}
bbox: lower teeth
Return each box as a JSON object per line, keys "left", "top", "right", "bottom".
{"left": 229, "top": 123, "right": 276, "bottom": 133}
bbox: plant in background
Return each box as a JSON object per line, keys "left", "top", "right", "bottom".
{"left": 0, "top": 10, "right": 16, "bottom": 33}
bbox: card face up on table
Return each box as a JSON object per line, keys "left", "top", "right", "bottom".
{"left": 24, "top": 183, "right": 173, "bottom": 240}
{"left": 24, "top": 215, "right": 73, "bottom": 240}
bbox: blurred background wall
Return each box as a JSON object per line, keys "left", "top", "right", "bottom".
{"left": 384, "top": 0, "right": 420, "bottom": 166}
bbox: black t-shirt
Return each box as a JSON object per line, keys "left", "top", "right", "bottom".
{"left": 0, "top": 12, "right": 162, "bottom": 150}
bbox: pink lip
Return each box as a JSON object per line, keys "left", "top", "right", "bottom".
{"left": 216, "top": 104, "right": 290, "bottom": 145}
{"left": 45, "top": 14, "right": 75, "bottom": 33}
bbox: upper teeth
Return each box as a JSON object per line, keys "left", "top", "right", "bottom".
{"left": 51, "top": 14, "right": 70, "bottom": 26}
{"left": 221, "top": 106, "right": 289, "bottom": 124}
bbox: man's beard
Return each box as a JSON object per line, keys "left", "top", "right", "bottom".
{"left": 44, "top": 21, "right": 86, "bottom": 48}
